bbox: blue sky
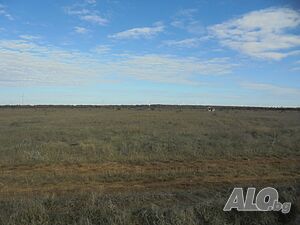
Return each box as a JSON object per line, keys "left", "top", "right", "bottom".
{"left": 0, "top": 0, "right": 300, "bottom": 106}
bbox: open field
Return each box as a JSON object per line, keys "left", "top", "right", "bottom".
{"left": 0, "top": 106, "right": 299, "bottom": 224}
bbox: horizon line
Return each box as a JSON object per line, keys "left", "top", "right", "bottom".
{"left": 0, "top": 104, "right": 299, "bottom": 109}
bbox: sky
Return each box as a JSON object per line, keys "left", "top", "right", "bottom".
{"left": 0, "top": 0, "right": 300, "bottom": 106}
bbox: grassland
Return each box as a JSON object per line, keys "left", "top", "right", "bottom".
{"left": 0, "top": 106, "right": 299, "bottom": 225}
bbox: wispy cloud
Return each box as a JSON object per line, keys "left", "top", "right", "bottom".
{"left": 171, "top": 9, "right": 204, "bottom": 34}
{"left": 110, "top": 54, "right": 233, "bottom": 84}
{"left": 80, "top": 14, "right": 107, "bottom": 25}
{"left": 65, "top": 5, "right": 108, "bottom": 25}
{"left": 290, "top": 67, "right": 300, "bottom": 72}
{"left": 93, "top": 45, "right": 111, "bottom": 54}
{"left": 74, "top": 26, "right": 89, "bottom": 34}
{"left": 109, "top": 23, "right": 164, "bottom": 39}
{"left": 163, "top": 38, "right": 199, "bottom": 48}
{"left": 241, "top": 82, "right": 300, "bottom": 95}
{"left": 290, "top": 60, "right": 300, "bottom": 71}
{"left": 209, "top": 7, "right": 300, "bottom": 60}
{"left": 19, "top": 35, "right": 41, "bottom": 40}
{"left": 163, "top": 37, "right": 208, "bottom": 48}
{"left": 86, "top": 0, "right": 96, "bottom": 4}
{"left": 0, "top": 39, "right": 233, "bottom": 86}
{"left": 0, "top": 40, "right": 104, "bottom": 86}
{"left": 0, "top": 4, "right": 13, "bottom": 20}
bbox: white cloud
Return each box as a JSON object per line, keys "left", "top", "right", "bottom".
{"left": 65, "top": 8, "right": 89, "bottom": 15}
{"left": 291, "top": 60, "right": 300, "bottom": 71}
{"left": 93, "top": 45, "right": 111, "bottom": 54}
{"left": 19, "top": 35, "right": 41, "bottom": 40}
{"left": 209, "top": 7, "right": 300, "bottom": 60}
{"left": 86, "top": 0, "right": 96, "bottom": 4}
{"left": 0, "top": 39, "right": 233, "bottom": 86}
{"left": 65, "top": 5, "right": 108, "bottom": 25}
{"left": 0, "top": 40, "right": 39, "bottom": 51}
{"left": 74, "top": 26, "right": 89, "bottom": 34}
{"left": 109, "top": 23, "right": 164, "bottom": 39}
{"left": 80, "top": 14, "right": 107, "bottom": 25}
{"left": 171, "top": 9, "right": 204, "bottom": 34}
{"left": 0, "top": 40, "right": 104, "bottom": 86}
{"left": 0, "top": 4, "right": 13, "bottom": 20}
{"left": 164, "top": 38, "right": 199, "bottom": 48}
{"left": 163, "top": 37, "right": 207, "bottom": 48}
{"left": 291, "top": 67, "right": 300, "bottom": 72}
{"left": 241, "top": 82, "right": 300, "bottom": 95}
{"left": 110, "top": 55, "right": 232, "bottom": 84}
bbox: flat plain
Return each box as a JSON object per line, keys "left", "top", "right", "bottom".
{"left": 0, "top": 106, "right": 299, "bottom": 225}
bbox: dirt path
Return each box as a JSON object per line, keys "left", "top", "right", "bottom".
{"left": 1, "top": 157, "right": 299, "bottom": 197}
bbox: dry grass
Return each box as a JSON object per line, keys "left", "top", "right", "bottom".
{"left": 0, "top": 106, "right": 299, "bottom": 224}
